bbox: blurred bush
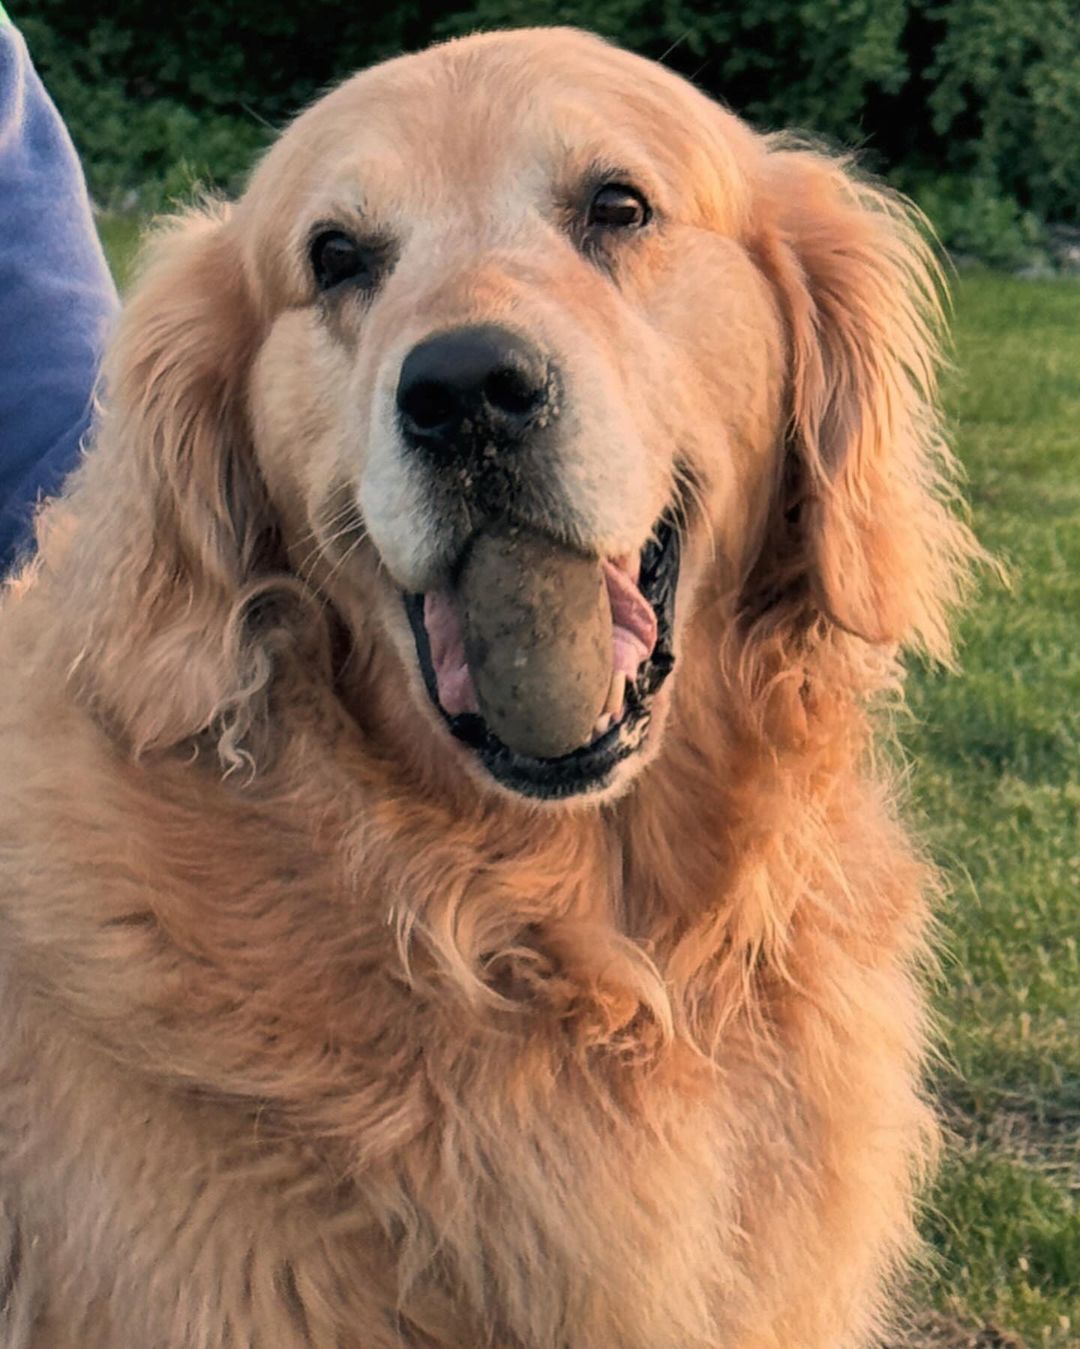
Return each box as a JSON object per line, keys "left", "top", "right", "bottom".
{"left": 898, "top": 175, "right": 1047, "bottom": 270}
{"left": 19, "top": 0, "right": 1080, "bottom": 263}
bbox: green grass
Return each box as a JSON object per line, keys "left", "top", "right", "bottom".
{"left": 905, "top": 274, "right": 1080, "bottom": 1346}
{"left": 97, "top": 224, "right": 1079, "bottom": 1346}
{"left": 97, "top": 212, "right": 144, "bottom": 292}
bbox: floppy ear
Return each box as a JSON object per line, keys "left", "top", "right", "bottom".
{"left": 754, "top": 146, "right": 976, "bottom": 659}
{"left": 55, "top": 205, "right": 289, "bottom": 769}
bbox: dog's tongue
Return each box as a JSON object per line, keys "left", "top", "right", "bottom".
{"left": 604, "top": 559, "right": 659, "bottom": 679}
{"left": 424, "top": 589, "right": 477, "bottom": 715}
{"left": 420, "top": 542, "right": 657, "bottom": 750}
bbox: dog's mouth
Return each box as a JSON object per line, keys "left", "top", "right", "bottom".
{"left": 404, "top": 518, "right": 679, "bottom": 800}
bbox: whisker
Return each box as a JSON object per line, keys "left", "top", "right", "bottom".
{"left": 312, "top": 520, "right": 371, "bottom": 598}
{"left": 293, "top": 501, "right": 368, "bottom": 583}
{"left": 658, "top": 31, "right": 692, "bottom": 66}
{"left": 673, "top": 463, "right": 716, "bottom": 561}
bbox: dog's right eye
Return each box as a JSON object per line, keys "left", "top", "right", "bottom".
{"left": 310, "top": 230, "right": 375, "bottom": 292}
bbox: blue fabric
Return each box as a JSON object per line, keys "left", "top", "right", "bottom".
{"left": 0, "top": 24, "right": 118, "bottom": 572}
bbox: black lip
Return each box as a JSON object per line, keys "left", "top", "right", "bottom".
{"left": 405, "top": 518, "right": 680, "bottom": 801}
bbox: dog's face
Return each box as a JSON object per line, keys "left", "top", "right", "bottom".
{"left": 79, "top": 29, "right": 960, "bottom": 803}
{"left": 236, "top": 30, "right": 787, "bottom": 800}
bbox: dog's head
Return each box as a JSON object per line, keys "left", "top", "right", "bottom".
{"left": 60, "top": 29, "right": 972, "bottom": 803}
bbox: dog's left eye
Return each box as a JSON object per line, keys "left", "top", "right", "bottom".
{"left": 310, "top": 230, "right": 378, "bottom": 292}
{"left": 587, "top": 185, "right": 650, "bottom": 230}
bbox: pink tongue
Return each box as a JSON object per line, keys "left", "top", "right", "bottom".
{"left": 423, "top": 559, "right": 657, "bottom": 718}
{"left": 423, "top": 589, "right": 476, "bottom": 715}
{"left": 604, "top": 560, "right": 658, "bottom": 679}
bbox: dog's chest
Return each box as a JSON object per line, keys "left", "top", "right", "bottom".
{"left": 283, "top": 1028, "right": 739, "bottom": 1349}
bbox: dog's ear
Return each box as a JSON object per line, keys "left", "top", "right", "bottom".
{"left": 54, "top": 206, "right": 288, "bottom": 769}
{"left": 755, "top": 146, "right": 976, "bottom": 658}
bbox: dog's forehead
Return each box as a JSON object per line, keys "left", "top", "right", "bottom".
{"left": 305, "top": 27, "right": 688, "bottom": 149}
{"left": 245, "top": 29, "right": 754, "bottom": 234}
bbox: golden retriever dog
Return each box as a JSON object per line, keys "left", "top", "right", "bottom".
{"left": 0, "top": 27, "right": 977, "bottom": 1349}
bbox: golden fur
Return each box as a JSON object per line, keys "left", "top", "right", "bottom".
{"left": 0, "top": 28, "right": 978, "bottom": 1348}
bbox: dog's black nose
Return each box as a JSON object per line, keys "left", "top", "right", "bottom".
{"left": 396, "top": 325, "right": 555, "bottom": 455}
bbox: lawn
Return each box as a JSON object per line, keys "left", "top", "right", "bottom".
{"left": 97, "top": 223, "right": 1079, "bottom": 1347}
{"left": 903, "top": 274, "right": 1080, "bottom": 1347}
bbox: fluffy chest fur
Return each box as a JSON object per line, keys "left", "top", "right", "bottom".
{"left": 0, "top": 657, "right": 932, "bottom": 1349}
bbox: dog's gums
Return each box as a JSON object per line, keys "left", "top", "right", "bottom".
{"left": 405, "top": 518, "right": 680, "bottom": 798}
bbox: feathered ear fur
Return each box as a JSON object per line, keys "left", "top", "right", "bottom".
{"left": 52, "top": 205, "right": 288, "bottom": 769}
{"left": 753, "top": 146, "right": 977, "bottom": 659}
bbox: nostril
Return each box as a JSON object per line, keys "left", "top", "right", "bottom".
{"left": 400, "top": 380, "right": 458, "bottom": 433}
{"left": 484, "top": 366, "right": 544, "bottom": 419}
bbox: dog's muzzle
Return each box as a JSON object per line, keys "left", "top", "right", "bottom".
{"left": 389, "top": 323, "right": 679, "bottom": 800}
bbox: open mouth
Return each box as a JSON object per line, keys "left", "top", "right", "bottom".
{"left": 404, "top": 517, "right": 680, "bottom": 800}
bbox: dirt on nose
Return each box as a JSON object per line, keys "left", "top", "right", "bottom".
{"left": 458, "top": 525, "right": 613, "bottom": 759}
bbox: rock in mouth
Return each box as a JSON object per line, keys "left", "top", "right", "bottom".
{"left": 424, "top": 527, "right": 657, "bottom": 757}
{"left": 404, "top": 517, "right": 680, "bottom": 800}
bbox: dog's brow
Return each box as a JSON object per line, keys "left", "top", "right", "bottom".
{"left": 305, "top": 208, "right": 375, "bottom": 241}
{"left": 557, "top": 153, "right": 659, "bottom": 208}
{"left": 306, "top": 200, "right": 371, "bottom": 233}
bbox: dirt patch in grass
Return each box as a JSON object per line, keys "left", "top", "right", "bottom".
{"left": 884, "top": 1310, "right": 1026, "bottom": 1347}
{"left": 977, "top": 1106, "right": 1080, "bottom": 1196}
{"left": 941, "top": 1094, "right": 1080, "bottom": 1194}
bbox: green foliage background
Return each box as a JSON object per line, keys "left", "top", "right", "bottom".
{"left": 21, "top": 0, "right": 1080, "bottom": 263}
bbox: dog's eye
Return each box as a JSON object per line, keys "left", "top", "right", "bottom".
{"left": 310, "top": 230, "right": 377, "bottom": 292}
{"left": 587, "top": 185, "right": 650, "bottom": 230}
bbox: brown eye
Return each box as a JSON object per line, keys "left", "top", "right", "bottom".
{"left": 310, "top": 230, "right": 376, "bottom": 291}
{"left": 587, "top": 184, "right": 650, "bottom": 230}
